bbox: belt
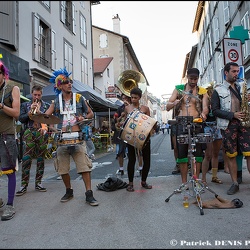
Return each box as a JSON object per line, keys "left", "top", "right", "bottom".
{"left": 57, "top": 139, "right": 83, "bottom": 145}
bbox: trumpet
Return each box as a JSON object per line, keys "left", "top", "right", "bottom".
{"left": 30, "top": 99, "right": 39, "bottom": 115}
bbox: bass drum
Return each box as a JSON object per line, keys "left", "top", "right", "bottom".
{"left": 119, "top": 110, "right": 157, "bottom": 150}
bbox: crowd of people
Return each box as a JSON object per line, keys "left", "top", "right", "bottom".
{"left": 0, "top": 60, "right": 249, "bottom": 222}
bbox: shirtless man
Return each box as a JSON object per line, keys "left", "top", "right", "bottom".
{"left": 123, "top": 87, "right": 153, "bottom": 192}
{"left": 166, "top": 68, "right": 209, "bottom": 186}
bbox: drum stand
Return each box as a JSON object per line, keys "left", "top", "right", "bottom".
{"left": 165, "top": 115, "right": 220, "bottom": 215}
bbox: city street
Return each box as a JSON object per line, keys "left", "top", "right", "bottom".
{"left": 1, "top": 131, "right": 250, "bottom": 249}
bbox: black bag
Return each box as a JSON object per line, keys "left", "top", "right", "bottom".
{"left": 96, "top": 177, "right": 128, "bottom": 192}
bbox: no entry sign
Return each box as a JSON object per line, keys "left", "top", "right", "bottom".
{"left": 223, "top": 38, "right": 243, "bottom": 65}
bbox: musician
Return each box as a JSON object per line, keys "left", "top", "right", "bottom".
{"left": 45, "top": 67, "right": 98, "bottom": 206}
{"left": 16, "top": 85, "right": 50, "bottom": 196}
{"left": 201, "top": 83, "right": 223, "bottom": 185}
{"left": 111, "top": 93, "right": 131, "bottom": 176}
{"left": 0, "top": 60, "right": 20, "bottom": 221}
{"left": 123, "top": 87, "right": 153, "bottom": 192}
{"left": 167, "top": 68, "right": 209, "bottom": 187}
{"left": 167, "top": 104, "right": 180, "bottom": 175}
{"left": 211, "top": 62, "right": 250, "bottom": 195}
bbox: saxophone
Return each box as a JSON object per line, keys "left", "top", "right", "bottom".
{"left": 239, "top": 78, "right": 250, "bottom": 127}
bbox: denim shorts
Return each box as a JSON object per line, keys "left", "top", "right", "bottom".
{"left": 204, "top": 123, "right": 222, "bottom": 141}
{"left": 0, "top": 134, "right": 18, "bottom": 170}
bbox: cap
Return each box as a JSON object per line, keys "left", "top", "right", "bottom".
{"left": 187, "top": 68, "right": 200, "bottom": 77}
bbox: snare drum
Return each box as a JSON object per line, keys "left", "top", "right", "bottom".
{"left": 177, "top": 134, "right": 189, "bottom": 144}
{"left": 119, "top": 110, "right": 157, "bottom": 150}
{"left": 195, "top": 133, "right": 212, "bottom": 144}
{"left": 56, "top": 131, "right": 84, "bottom": 147}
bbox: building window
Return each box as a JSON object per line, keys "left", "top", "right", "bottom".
{"left": 60, "top": 1, "right": 76, "bottom": 34}
{"left": 81, "top": 54, "right": 88, "bottom": 84}
{"left": 64, "top": 40, "right": 73, "bottom": 74}
{"left": 241, "top": 11, "right": 250, "bottom": 59}
{"left": 99, "top": 33, "right": 108, "bottom": 48}
{"left": 107, "top": 68, "right": 110, "bottom": 77}
{"left": 33, "top": 13, "right": 51, "bottom": 68}
{"left": 207, "top": 31, "right": 213, "bottom": 57}
{"left": 223, "top": 1, "right": 229, "bottom": 25}
{"left": 80, "top": 13, "right": 87, "bottom": 47}
{"left": 213, "top": 17, "right": 219, "bottom": 43}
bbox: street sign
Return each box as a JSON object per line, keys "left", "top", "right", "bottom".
{"left": 222, "top": 38, "right": 243, "bottom": 65}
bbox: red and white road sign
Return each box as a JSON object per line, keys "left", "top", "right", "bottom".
{"left": 223, "top": 38, "right": 243, "bottom": 65}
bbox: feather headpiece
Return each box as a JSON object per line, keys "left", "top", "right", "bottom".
{"left": 49, "top": 67, "right": 72, "bottom": 95}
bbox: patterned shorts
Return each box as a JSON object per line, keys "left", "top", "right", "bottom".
{"left": 221, "top": 119, "right": 250, "bottom": 157}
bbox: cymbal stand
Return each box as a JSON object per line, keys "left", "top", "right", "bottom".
{"left": 165, "top": 121, "right": 220, "bottom": 215}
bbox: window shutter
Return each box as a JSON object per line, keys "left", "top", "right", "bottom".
{"left": 60, "top": 1, "right": 66, "bottom": 24}
{"left": 72, "top": 2, "right": 76, "bottom": 35}
{"left": 51, "top": 30, "right": 56, "bottom": 70}
{"left": 33, "top": 12, "right": 40, "bottom": 62}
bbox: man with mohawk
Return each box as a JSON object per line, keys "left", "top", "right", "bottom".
{"left": 45, "top": 67, "right": 99, "bottom": 206}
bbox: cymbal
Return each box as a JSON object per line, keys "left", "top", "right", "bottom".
{"left": 31, "top": 114, "right": 61, "bottom": 124}
{"left": 179, "top": 90, "right": 201, "bottom": 101}
{"left": 74, "top": 118, "right": 94, "bottom": 126}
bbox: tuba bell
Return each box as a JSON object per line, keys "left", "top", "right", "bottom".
{"left": 116, "top": 70, "right": 147, "bottom": 97}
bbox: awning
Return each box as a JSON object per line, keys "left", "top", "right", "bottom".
{"left": 26, "top": 80, "right": 121, "bottom": 112}
{"left": 20, "top": 94, "right": 30, "bottom": 102}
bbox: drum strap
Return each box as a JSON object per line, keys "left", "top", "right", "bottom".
{"left": 59, "top": 93, "right": 76, "bottom": 132}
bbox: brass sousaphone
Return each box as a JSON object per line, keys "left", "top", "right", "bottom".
{"left": 116, "top": 70, "right": 147, "bottom": 97}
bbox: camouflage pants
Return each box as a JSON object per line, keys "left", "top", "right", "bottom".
{"left": 21, "top": 129, "right": 48, "bottom": 186}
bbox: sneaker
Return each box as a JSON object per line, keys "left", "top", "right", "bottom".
{"left": 90, "top": 154, "right": 95, "bottom": 160}
{"left": 1, "top": 205, "right": 15, "bottom": 221}
{"left": 116, "top": 169, "right": 124, "bottom": 176}
{"left": 35, "top": 183, "right": 47, "bottom": 192}
{"left": 85, "top": 190, "right": 99, "bottom": 206}
{"left": 172, "top": 164, "right": 180, "bottom": 175}
{"left": 0, "top": 198, "right": 4, "bottom": 208}
{"left": 16, "top": 186, "right": 27, "bottom": 196}
{"left": 56, "top": 175, "right": 62, "bottom": 180}
{"left": 227, "top": 183, "right": 239, "bottom": 195}
{"left": 60, "top": 188, "right": 73, "bottom": 202}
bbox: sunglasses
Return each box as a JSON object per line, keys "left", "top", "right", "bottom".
{"left": 62, "top": 80, "right": 73, "bottom": 85}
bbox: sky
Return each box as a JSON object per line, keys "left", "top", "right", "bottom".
{"left": 91, "top": 1, "right": 198, "bottom": 100}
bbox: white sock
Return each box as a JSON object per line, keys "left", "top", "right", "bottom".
{"left": 138, "top": 166, "right": 143, "bottom": 170}
{"left": 119, "top": 167, "right": 124, "bottom": 170}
